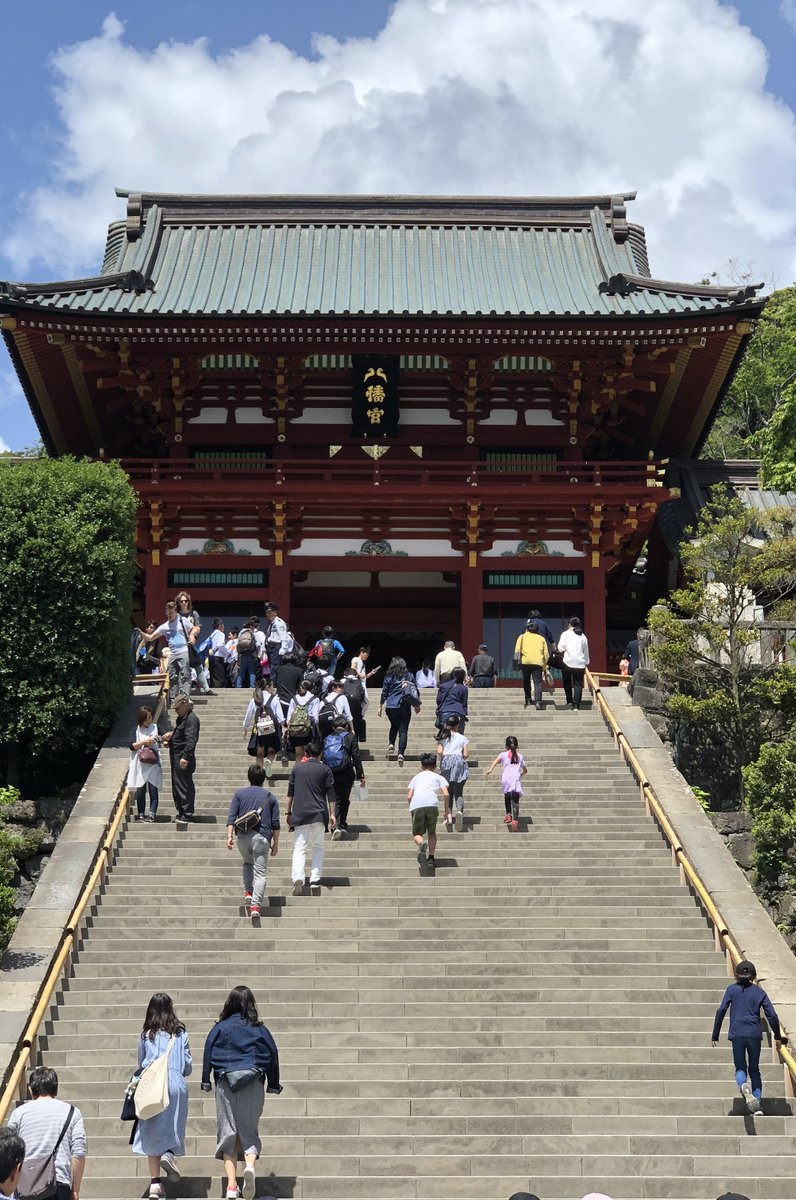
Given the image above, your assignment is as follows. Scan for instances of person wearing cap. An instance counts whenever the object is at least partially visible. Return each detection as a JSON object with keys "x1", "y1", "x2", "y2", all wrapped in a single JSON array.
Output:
[
  {"x1": 161, "y1": 696, "x2": 201, "y2": 828},
  {"x1": 469, "y1": 643, "x2": 497, "y2": 688},
  {"x1": 711, "y1": 959, "x2": 782, "y2": 1114}
]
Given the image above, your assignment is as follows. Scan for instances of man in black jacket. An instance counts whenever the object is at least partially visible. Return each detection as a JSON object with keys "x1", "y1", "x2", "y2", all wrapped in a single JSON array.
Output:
[
  {"x1": 161, "y1": 695, "x2": 201, "y2": 828},
  {"x1": 468, "y1": 643, "x2": 497, "y2": 688},
  {"x1": 285, "y1": 741, "x2": 336, "y2": 896}
]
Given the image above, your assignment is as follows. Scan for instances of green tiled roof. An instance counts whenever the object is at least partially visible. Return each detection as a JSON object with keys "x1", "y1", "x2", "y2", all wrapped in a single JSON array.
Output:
[{"x1": 0, "y1": 192, "x2": 764, "y2": 319}]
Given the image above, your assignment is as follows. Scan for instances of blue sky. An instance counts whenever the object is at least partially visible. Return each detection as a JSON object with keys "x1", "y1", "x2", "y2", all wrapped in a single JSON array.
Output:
[{"x1": 2, "y1": 0, "x2": 796, "y2": 449}]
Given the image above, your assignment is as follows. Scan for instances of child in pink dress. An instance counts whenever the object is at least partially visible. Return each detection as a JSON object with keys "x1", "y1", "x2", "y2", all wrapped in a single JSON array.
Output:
[{"x1": 485, "y1": 736, "x2": 528, "y2": 831}]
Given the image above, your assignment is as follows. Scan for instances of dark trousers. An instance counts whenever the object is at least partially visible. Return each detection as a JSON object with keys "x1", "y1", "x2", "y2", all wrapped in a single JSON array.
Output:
[
  {"x1": 521, "y1": 664, "x2": 543, "y2": 704},
  {"x1": 387, "y1": 702, "x2": 413, "y2": 755},
  {"x1": 237, "y1": 653, "x2": 258, "y2": 689},
  {"x1": 504, "y1": 790, "x2": 520, "y2": 820},
  {"x1": 561, "y1": 665, "x2": 585, "y2": 708},
  {"x1": 332, "y1": 766, "x2": 356, "y2": 829},
  {"x1": 209, "y1": 655, "x2": 228, "y2": 688},
  {"x1": 731, "y1": 1035, "x2": 762, "y2": 1096},
  {"x1": 266, "y1": 647, "x2": 282, "y2": 688},
  {"x1": 170, "y1": 751, "x2": 196, "y2": 816},
  {"x1": 56, "y1": 1185, "x2": 71, "y2": 1200},
  {"x1": 472, "y1": 676, "x2": 494, "y2": 688}
]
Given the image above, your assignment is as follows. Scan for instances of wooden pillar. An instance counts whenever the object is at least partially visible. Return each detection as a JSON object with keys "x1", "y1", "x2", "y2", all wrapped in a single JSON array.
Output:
[
  {"x1": 144, "y1": 553, "x2": 169, "y2": 620},
  {"x1": 268, "y1": 563, "x2": 291, "y2": 623},
  {"x1": 584, "y1": 560, "x2": 607, "y2": 672},
  {"x1": 460, "y1": 565, "x2": 484, "y2": 661}
]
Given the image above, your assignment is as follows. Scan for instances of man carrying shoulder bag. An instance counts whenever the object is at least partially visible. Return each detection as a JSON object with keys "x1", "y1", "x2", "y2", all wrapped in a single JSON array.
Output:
[{"x1": 8, "y1": 1067, "x2": 86, "y2": 1200}]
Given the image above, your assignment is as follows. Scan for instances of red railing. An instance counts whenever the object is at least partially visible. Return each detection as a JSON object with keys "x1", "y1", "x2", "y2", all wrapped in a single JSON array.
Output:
[{"x1": 119, "y1": 457, "x2": 665, "y2": 491}]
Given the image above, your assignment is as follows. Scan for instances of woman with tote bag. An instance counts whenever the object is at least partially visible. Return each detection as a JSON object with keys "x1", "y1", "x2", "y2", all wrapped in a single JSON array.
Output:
[{"x1": 132, "y1": 993, "x2": 192, "y2": 1200}]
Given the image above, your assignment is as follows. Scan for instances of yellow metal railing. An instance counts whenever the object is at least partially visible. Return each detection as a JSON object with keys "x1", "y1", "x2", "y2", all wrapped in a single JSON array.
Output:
[
  {"x1": 0, "y1": 683, "x2": 168, "y2": 1123},
  {"x1": 586, "y1": 668, "x2": 796, "y2": 1099}
]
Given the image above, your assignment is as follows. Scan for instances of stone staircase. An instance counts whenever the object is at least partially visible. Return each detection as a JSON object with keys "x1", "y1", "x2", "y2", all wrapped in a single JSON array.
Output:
[{"x1": 40, "y1": 687, "x2": 796, "y2": 1199}]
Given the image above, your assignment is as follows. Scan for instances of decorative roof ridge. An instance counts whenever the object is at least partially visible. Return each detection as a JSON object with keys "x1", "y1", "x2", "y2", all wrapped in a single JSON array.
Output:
[
  {"x1": 0, "y1": 269, "x2": 153, "y2": 301},
  {"x1": 116, "y1": 187, "x2": 638, "y2": 241},
  {"x1": 599, "y1": 272, "x2": 764, "y2": 302}
]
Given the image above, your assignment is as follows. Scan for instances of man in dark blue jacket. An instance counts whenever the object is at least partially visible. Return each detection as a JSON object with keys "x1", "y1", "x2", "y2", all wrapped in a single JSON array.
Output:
[
  {"x1": 711, "y1": 959, "x2": 782, "y2": 1114},
  {"x1": 226, "y1": 764, "x2": 280, "y2": 923}
]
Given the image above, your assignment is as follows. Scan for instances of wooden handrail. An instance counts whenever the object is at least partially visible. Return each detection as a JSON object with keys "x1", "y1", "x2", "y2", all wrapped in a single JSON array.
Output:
[
  {"x1": 585, "y1": 668, "x2": 796, "y2": 1098},
  {"x1": 0, "y1": 684, "x2": 168, "y2": 1123}
]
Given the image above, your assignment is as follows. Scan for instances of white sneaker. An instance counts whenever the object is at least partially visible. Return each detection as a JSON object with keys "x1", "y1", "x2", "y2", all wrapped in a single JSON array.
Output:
[
  {"x1": 160, "y1": 1151, "x2": 180, "y2": 1178},
  {"x1": 331, "y1": 827, "x2": 342, "y2": 841},
  {"x1": 397, "y1": 753, "x2": 404, "y2": 766},
  {"x1": 226, "y1": 1189, "x2": 240, "y2": 1199},
  {"x1": 454, "y1": 810, "x2": 463, "y2": 832},
  {"x1": 242, "y1": 1164, "x2": 256, "y2": 1199},
  {"x1": 264, "y1": 758, "x2": 273, "y2": 778},
  {"x1": 149, "y1": 1185, "x2": 166, "y2": 1200},
  {"x1": 741, "y1": 1080, "x2": 760, "y2": 1112}
]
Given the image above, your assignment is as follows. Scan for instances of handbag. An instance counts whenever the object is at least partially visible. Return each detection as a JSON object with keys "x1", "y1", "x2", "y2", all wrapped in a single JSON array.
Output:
[
  {"x1": 138, "y1": 745, "x2": 158, "y2": 764},
  {"x1": 222, "y1": 1067, "x2": 262, "y2": 1092},
  {"x1": 548, "y1": 649, "x2": 564, "y2": 670},
  {"x1": 234, "y1": 807, "x2": 262, "y2": 835},
  {"x1": 134, "y1": 1035, "x2": 174, "y2": 1119},
  {"x1": 121, "y1": 1069, "x2": 142, "y2": 1121},
  {"x1": 17, "y1": 1105, "x2": 74, "y2": 1200}
]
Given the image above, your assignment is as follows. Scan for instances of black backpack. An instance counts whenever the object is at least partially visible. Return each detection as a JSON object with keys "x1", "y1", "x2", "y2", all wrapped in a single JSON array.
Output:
[
  {"x1": 316, "y1": 637, "x2": 336, "y2": 664},
  {"x1": 303, "y1": 667, "x2": 325, "y2": 698},
  {"x1": 317, "y1": 700, "x2": 339, "y2": 739}
]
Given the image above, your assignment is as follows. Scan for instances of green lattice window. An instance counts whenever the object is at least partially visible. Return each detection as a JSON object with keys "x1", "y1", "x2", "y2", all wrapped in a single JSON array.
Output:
[
  {"x1": 192, "y1": 449, "x2": 271, "y2": 471},
  {"x1": 480, "y1": 450, "x2": 561, "y2": 473},
  {"x1": 168, "y1": 570, "x2": 269, "y2": 588},
  {"x1": 485, "y1": 572, "x2": 583, "y2": 588},
  {"x1": 493, "y1": 356, "x2": 553, "y2": 373},
  {"x1": 200, "y1": 354, "x2": 259, "y2": 370}
]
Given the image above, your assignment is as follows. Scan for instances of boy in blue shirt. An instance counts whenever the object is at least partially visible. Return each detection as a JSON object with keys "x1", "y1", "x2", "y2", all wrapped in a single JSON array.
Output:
[{"x1": 711, "y1": 959, "x2": 782, "y2": 1114}]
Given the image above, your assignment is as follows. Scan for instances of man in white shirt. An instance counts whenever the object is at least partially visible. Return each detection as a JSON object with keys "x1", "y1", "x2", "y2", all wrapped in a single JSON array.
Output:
[
  {"x1": 264, "y1": 602, "x2": 289, "y2": 688},
  {"x1": 140, "y1": 600, "x2": 194, "y2": 699},
  {"x1": 318, "y1": 681, "x2": 354, "y2": 736},
  {"x1": 433, "y1": 640, "x2": 468, "y2": 685},
  {"x1": 407, "y1": 753, "x2": 449, "y2": 874},
  {"x1": 8, "y1": 1067, "x2": 87, "y2": 1200}
]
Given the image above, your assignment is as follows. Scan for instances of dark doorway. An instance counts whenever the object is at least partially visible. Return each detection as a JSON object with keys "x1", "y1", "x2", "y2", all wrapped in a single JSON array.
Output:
[{"x1": 337, "y1": 629, "x2": 446, "y2": 678}]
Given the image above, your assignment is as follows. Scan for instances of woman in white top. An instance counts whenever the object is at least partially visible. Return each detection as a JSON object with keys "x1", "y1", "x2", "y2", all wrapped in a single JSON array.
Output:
[
  {"x1": 557, "y1": 617, "x2": 590, "y2": 710},
  {"x1": 128, "y1": 705, "x2": 163, "y2": 821},
  {"x1": 436, "y1": 714, "x2": 470, "y2": 832},
  {"x1": 242, "y1": 680, "x2": 284, "y2": 777}
]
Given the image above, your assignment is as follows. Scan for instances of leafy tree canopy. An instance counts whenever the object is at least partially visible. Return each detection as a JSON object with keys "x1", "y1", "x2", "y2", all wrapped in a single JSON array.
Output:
[
  {"x1": 0, "y1": 458, "x2": 137, "y2": 787},
  {"x1": 702, "y1": 286, "x2": 796, "y2": 462},
  {"x1": 649, "y1": 487, "x2": 796, "y2": 795}
]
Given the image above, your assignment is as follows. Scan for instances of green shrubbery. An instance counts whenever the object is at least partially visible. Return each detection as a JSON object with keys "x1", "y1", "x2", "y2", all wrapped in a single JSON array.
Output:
[
  {"x1": 0, "y1": 457, "x2": 137, "y2": 791},
  {"x1": 743, "y1": 741, "x2": 796, "y2": 894}
]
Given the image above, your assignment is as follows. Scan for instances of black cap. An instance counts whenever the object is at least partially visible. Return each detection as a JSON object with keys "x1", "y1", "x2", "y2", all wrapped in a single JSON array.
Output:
[
  {"x1": 735, "y1": 960, "x2": 756, "y2": 980},
  {"x1": 478, "y1": 643, "x2": 488, "y2": 650}
]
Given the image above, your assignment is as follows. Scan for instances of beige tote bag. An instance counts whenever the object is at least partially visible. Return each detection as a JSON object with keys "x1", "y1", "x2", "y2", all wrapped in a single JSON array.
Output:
[{"x1": 134, "y1": 1035, "x2": 174, "y2": 1120}]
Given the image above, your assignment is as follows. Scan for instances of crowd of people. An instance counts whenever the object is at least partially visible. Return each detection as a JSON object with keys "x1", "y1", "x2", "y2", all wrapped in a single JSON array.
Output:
[{"x1": 0, "y1": 610, "x2": 779, "y2": 1200}]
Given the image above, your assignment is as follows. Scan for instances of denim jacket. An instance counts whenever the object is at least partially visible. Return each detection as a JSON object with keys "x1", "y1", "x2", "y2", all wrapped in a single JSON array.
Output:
[{"x1": 201, "y1": 1014, "x2": 282, "y2": 1092}]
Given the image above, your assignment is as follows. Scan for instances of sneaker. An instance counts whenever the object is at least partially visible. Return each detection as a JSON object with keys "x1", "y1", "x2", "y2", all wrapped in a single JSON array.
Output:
[
  {"x1": 741, "y1": 1080, "x2": 760, "y2": 1112},
  {"x1": 331, "y1": 826, "x2": 342, "y2": 841},
  {"x1": 134, "y1": 814, "x2": 143, "y2": 822},
  {"x1": 160, "y1": 1151, "x2": 180, "y2": 1179},
  {"x1": 205, "y1": 690, "x2": 218, "y2": 697},
  {"x1": 310, "y1": 882, "x2": 321, "y2": 897},
  {"x1": 511, "y1": 819, "x2": 520, "y2": 832},
  {"x1": 427, "y1": 855, "x2": 436, "y2": 871},
  {"x1": 416, "y1": 840, "x2": 427, "y2": 864},
  {"x1": 387, "y1": 743, "x2": 395, "y2": 756},
  {"x1": 292, "y1": 879, "x2": 304, "y2": 896},
  {"x1": 243, "y1": 892, "x2": 253, "y2": 905},
  {"x1": 397, "y1": 753, "x2": 404, "y2": 766},
  {"x1": 225, "y1": 1190, "x2": 240, "y2": 1199},
  {"x1": 145, "y1": 813, "x2": 156, "y2": 822},
  {"x1": 524, "y1": 699, "x2": 530, "y2": 708},
  {"x1": 535, "y1": 703, "x2": 543, "y2": 711},
  {"x1": 264, "y1": 758, "x2": 273, "y2": 779},
  {"x1": 242, "y1": 1165, "x2": 256, "y2": 1200},
  {"x1": 149, "y1": 1184, "x2": 166, "y2": 1200},
  {"x1": 503, "y1": 813, "x2": 512, "y2": 825},
  {"x1": 175, "y1": 817, "x2": 188, "y2": 830},
  {"x1": 454, "y1": 810, "x2": 463, "y2": 832},
  {"x1": 445, "y1": 812, "x2": 454, "y2": 830},
  {"x1": 250, "y1": 906, "x2": 260, "y2": 921},
  {"x1": 281, "y1": 750, "x2": 289, "y2": 767}
]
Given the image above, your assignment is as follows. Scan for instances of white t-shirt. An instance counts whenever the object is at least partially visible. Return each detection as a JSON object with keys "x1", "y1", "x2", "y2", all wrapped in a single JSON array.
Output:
[
  {"x1": 408, "y1": 770, "x2": 448, "y2": 811},
  {"x1": 416, "y1": 668, "x2": 436, "y2": 688},
  {"x1": 558, "y1": 629, "x2": 590, "y2": 669},
  {"x1": 438, "y1": 731, "x2": 469, "y2": 757},
  {"x1": 154, "y1": 616, "x2": 192, "y2": 652}
]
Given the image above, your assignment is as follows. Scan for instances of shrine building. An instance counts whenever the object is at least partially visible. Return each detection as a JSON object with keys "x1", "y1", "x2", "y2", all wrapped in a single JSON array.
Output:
[{"x1": 0, "y1": 191, "x2": 764, "y2": 671}]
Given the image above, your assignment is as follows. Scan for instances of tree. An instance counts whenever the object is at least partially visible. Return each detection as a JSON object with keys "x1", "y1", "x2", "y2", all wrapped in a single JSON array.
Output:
[
  {"x1": 743, "y1": 739, "x2": 796, "y2": 896},
  {"x1": 649, "y1": 488, "x2": 796, "y2": 800},
  {"x1": 702, "y1": 286, "x2": 796, "y2": 461},
  {"x1": 0, "y1": 458, "x2": 137, "y2": 788}
]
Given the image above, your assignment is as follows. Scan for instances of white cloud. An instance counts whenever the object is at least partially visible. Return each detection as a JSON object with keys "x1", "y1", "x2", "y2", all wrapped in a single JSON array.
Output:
[
  {"x1": 780, "y1": 0, "x2": 796, "y2": 34},
  {"x1": 4, "y1": 0, "x2": 796, "y2": 286}
]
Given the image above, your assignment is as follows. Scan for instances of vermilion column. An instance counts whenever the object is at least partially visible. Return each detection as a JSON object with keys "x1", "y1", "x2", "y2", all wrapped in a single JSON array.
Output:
[
  {"x1": 460, "y1": 564, "x2": 485, "y2": 662},
  {"x1": 267, "y1": 561, "x2": 291, "y2": 623},
  {"x1": 583, "y1": 560, "x2": 607, "y2": 673}
]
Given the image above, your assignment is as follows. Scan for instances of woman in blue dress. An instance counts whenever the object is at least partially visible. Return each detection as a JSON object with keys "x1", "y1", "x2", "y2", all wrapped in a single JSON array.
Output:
[{"x1": 132, "y1": 992, "x2": 192, "y2": 1200}]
